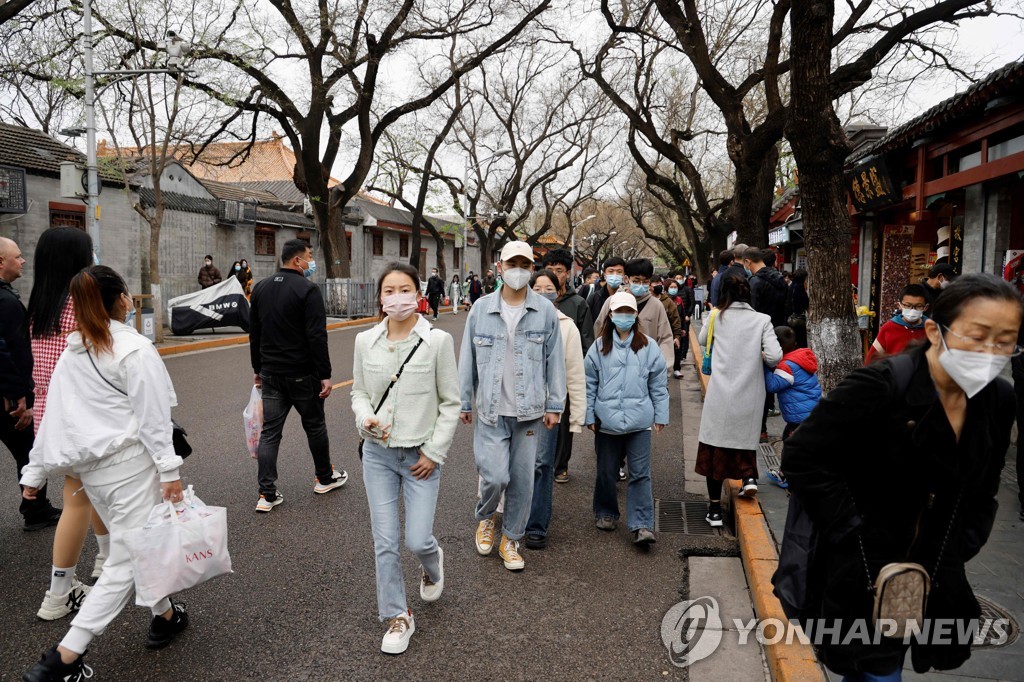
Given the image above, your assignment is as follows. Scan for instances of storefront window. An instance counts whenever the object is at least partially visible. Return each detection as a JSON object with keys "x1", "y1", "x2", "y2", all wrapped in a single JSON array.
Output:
[
  {"x1": 989, "y1": 131, "x2": 1024, "y2": 161},
  {"x1": 950, "y1": 143, "x2": 982, "y2": 173}
]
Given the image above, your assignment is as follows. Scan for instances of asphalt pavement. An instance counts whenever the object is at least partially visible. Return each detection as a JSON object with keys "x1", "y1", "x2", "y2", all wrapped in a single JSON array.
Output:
[{"x1": 1, "y1": 311, "x2": 698, "y2": 681}]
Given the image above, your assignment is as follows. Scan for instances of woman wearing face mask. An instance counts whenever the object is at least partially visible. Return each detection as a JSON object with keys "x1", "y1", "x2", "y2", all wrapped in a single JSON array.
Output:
[
  {"x1": 449, "y1": 274, "x2": 462, "y2": 315},
  {"x1": 237, "y1": 259, "x2": 253, "y2": 296},
  {"x1": 21, "y1": 266, "x2": 188, "y2": 681},
  {"x1": 783, "y1": 273, "x2": 1021, "y2": 681},
  {"x1": 667, "y1": 277, "x2": 695, "y2": 379},
  {"x1": 523, "y1": 270, "x2": 585, "y2": 549},
  {"x1": 350, "y1": 262, "x2": 459, "y2": 656},
  {"x1": 586, "y1": 291, "x2": 669, "y2": 546}
]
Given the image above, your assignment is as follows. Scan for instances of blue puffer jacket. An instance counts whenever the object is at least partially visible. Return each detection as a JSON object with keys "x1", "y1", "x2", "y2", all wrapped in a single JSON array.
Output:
[
  {"x1": 764, "y1": 348, "x2": 822, "y2": 424},
  {"x1": 584, "y1": 332, "x2": 669, "y2": 434}
]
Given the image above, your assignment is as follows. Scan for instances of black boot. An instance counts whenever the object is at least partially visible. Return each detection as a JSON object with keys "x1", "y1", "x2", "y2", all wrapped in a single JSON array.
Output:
[
  {"x1": 23, "y1": 646, "x2": 89, "y2": 682},
  {"x1": 145, "y1": 602, "x2": 189, "y2": 650}
]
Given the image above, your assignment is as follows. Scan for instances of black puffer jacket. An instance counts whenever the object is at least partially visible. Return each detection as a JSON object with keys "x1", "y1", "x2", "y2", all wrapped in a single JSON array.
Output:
[
  {"x1": 750, "y1": 266, "x2": 787, "y2": 326},
  {"x1": 783, "y1": 347, "x2": 1014, "y2": 676}
]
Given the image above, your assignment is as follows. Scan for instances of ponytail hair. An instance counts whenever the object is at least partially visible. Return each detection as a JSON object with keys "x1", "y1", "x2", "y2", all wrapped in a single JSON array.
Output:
[{"x1": 69, "y1": 266, "x2": 128, "y2": 354}]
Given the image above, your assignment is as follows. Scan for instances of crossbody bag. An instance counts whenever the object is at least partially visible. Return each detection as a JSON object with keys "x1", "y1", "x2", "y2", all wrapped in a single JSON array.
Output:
[
  {"x1": 701, "y1": 309, "x2": 718, "y2": 375},
  {"x1": 358, "y1": 337, "x2": 424, "y2": 460},
  {"x1": 86, "y1": 350, "x2": 192, "y2": 459}
]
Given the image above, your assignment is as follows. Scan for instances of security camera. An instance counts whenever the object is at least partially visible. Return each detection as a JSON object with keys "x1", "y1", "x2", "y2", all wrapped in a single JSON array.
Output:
[{"x1": 166, "y1": 29, "x2": 177, "y2": 38}]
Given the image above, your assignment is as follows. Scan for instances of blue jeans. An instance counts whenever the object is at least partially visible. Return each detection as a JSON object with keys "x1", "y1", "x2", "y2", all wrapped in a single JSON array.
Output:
[
  {"x1": 474, "y1": 416, "x2": 541, "y2": 540},
  {"x1": 840, "y1": 652, "x2": 906, "y2": 682},
  {"x1": 525, "y1": 417, "x2": 560, "y2": 538},
  {"x1": 593, "y1": 430, "x2": 654, "y2": 531},
  {"x1": 362, "y1": 441, "x2": 442, "y2": 620}
]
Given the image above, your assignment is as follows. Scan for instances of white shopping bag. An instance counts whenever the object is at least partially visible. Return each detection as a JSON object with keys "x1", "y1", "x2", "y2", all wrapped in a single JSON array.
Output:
[
  {"x1": 124, "y1": 486, "x2": 233, "y2": 607},
  {"x1": 243, "y1": 386, "x2": 263, "y2": 459}
]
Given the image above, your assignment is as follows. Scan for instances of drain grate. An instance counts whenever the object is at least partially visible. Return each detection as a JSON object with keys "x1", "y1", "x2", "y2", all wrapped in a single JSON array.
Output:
[
  {"x1": 973, "y1": 595, "x2": 1020, "y2": 648},
  {"x1": 655, "y1": 499, "x2": 719, "y2": 535},
  {"x1": 759, "y1": 443, "x2": 781, "y2": 470}
]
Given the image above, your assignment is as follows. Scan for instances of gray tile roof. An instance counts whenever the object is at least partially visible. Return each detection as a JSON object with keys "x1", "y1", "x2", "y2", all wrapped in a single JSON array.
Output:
[
  {"x1": 0, "y1": 122, "x2": 125, "y2": 185},
  {"x1": 256, "y1": 206, "x2": 315, "y2": 229},
  {"x1": 236, "y1": 180, "x2": 303, "y2": 204},
  {"x1": 851, "y1": 59, "x2": 1024, "y2": 162},
  {"x1": 138, "y1": 188, "x2": 218, "y2": 214},
  {"x1": 197, "y1": 178, "x2": 282, "y2": 203}
]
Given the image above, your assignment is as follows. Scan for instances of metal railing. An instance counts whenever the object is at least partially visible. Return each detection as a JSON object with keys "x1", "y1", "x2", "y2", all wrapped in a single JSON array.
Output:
[{"x1": 318, "y1": 280, "x2": 377, "y2": 319}]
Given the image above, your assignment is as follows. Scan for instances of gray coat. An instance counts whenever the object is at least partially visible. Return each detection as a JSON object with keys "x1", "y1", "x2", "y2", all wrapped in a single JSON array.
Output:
[{"x1": 698, "y1": 302, "x2": 783, "y2": 450}]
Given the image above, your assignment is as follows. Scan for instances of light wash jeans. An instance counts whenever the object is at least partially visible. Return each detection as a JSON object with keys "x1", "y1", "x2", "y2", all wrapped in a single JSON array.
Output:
[
  {"x1": 526, "y1": 416, "x2": 560, "y2": 538},
  {"x1": 474, "y1": 416, "x2": 541, "y2": 540},
  {"x1": 593, "y1": 430, "x2": 654, "y2": 531},
  {"x1": 362, "y1": 440, "x2": 442, "y2": 620}
]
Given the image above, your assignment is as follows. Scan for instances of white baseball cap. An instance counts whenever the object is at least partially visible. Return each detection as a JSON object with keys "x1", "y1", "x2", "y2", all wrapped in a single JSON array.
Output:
[
  {"x1": 499, "y1": 241, "x2": 535, "y2": 263},
  {"x1": 608, "y1": 291, "x2": 638, "y2": 312}
]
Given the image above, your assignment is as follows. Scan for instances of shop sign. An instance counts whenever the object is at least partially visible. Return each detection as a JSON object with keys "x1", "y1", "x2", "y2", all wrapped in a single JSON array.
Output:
[
  {"x1": 846, "y1": 157, "x2": 898, "y2": 212},
  {"x1": 768, "y1": 226, "x2": 790, "y2": 246},
  {"x1": 948, "y1": 215, "x2": 964, "y2": 273}
]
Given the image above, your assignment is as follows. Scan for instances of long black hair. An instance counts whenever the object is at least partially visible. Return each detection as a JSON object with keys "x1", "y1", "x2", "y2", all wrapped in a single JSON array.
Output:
[
  {"x1": 27, "y1": 227, "x2": 93, "y2": 339},
  {"x1": 599, "y1": 308, "x2": 649, "y2": 355},
  {"x1": 717, "y1": 274, "x2": 751, "y2": 318}
]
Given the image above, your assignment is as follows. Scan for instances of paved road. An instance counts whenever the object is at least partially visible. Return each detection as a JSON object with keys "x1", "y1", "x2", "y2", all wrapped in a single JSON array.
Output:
[{"x1": 1, "y1": 312, "x2": 696, "y2": 681}]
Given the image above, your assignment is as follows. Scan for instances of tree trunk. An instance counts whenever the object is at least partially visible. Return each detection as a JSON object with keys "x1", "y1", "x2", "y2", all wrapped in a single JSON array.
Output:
[
  {"x1": 148, "y1": 211, "x2": 165, "y2": 343},
  {"x1": 787, "y1": 0, "x2": 861, "y2": 392},
  {"x1": 319, "y1": 186, "x2": 352, "y2": 279},
  {"x1": 730, "y1": 145, "x2": 779, "y2": 247}
]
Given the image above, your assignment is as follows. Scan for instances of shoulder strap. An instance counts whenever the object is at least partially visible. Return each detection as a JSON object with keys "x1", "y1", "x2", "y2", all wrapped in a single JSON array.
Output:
[
  {"x1": 86, "y1": 349, "x2": 128, "y2": 396},
  {"x1": 371, "y1": 337, "x2": 424, "y2": 415}
]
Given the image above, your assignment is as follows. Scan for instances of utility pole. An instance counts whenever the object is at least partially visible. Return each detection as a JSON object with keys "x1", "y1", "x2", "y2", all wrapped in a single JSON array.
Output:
[{"x1": 83, "y1": 0, "x2": 100, "y2": 259}]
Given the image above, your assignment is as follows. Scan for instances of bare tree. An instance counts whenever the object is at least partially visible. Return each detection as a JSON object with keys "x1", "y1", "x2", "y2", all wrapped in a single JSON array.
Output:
[{"x1": 0, "y1": 0, "x2": 36, "y2": 26}]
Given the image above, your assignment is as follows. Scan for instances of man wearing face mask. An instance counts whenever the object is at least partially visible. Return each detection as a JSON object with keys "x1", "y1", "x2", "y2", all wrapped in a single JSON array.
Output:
[
  {"x1": 587, "y1": 257, "x2": 627, "y2": 330},
  {"x1": 864, "y1": 284, "x2": 930, "y2": 364},
  {"x1": 459, "y1": 241, "x2": 565, "y2": 572},
  {"x1": 923, "y1": 263, "x2": 958, "y2": 308},
  {"x1": 249, "y1": 240, "x2": 346, "y2": 513},
  {"x1": 594, "y1": 258, "x2": 674, "y2": 371},
  {"x1": 426, "y1": 268, "x2": 445, "y2": 321},
  {"x1": 197, "y1": 255, "x2": 222, "y2": 290}
]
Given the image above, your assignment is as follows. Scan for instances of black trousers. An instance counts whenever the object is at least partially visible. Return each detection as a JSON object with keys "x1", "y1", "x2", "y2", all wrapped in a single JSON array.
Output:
[
  {"x1": 428, "y1": 293, "x2": 441, "y2": 317},
  {"x1": 761, "y1": 393, "x2": 776, "y2": 434},
  {"x1": 1, "y1": 409, "x2": 51, "y2": 520},
  {"x1": 257, "y1": 373, "x2": 333, "y2": 496},
  {"x1": 553, "y1": 409, "x2": 574, "y2": 475},
  {"x1": 1017, "y1": 386, "x2": 1024, "y2": 510}
]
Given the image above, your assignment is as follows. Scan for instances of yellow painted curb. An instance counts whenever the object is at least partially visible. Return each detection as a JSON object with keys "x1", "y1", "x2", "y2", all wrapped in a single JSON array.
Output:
[
  {"x1": 157, "y1": 315, "x2": 379, "y2": 357},
  {"x1": 725, "y1": 478, "x2": 825, "y2": 682}
]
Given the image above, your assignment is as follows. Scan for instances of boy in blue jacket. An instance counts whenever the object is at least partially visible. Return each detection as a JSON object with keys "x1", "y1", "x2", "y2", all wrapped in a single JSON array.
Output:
[{"x1": 763, "y1": 326, "x2": 822, "y2": 487}]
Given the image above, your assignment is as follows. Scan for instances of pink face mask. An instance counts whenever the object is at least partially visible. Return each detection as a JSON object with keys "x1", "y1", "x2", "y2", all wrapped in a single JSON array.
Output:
[{"x1": 382, "y1": 292, "x2": 418, "y2": 321}]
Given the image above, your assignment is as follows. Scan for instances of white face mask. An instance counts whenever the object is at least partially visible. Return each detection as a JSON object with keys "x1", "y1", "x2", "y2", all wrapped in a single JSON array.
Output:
[
  {"x1": 901, "y1": 307, "x2": 923, "y2": 324},
  {"x1": 937, "y1": 334, "x2": 1010, "y2": 398},
  {"x1": 939, "y1": 279, "x2": 951, "y2": 290},
  {"x1": 502, "y1": 267, "x2": 531, "y2": 291}
]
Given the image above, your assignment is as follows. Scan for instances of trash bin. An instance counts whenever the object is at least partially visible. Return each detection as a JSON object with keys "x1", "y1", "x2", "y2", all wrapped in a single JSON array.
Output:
[{"x1": 141, "y1": 307, "x2": 156, "y2": 342}]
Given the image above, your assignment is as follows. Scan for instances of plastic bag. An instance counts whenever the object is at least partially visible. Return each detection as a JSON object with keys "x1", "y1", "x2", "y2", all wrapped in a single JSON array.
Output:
[
  {"x1": 243, "y1": 386, "x2": 263, "y2": 459},
  {"x1": 123, "y1": 486, "x2": 233, "y2": 607}
]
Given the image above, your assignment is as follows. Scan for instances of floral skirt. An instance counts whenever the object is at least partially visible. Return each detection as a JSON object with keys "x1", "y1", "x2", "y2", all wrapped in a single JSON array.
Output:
[{"x1": 695, "y1": 441, "x2": 758, "y2": 481}]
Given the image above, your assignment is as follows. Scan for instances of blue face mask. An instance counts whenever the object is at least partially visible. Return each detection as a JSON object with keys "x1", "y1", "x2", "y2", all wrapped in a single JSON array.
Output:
[
  {"x1": 611, "y1": 313, "x2": 636, "y2": 331},
  {"x1": 630, "y1": 282, "x2": 649, "y2": 297},
  {"x1": 744, "y1": 267, "x2": 753, "y2": 277},
  {"x1": 667, "y1": 287, "x2": 678, "y2": 296},
  {"x1": 605, "y1": 274, "x2": 623, "y2": 288},
  {"x1": 301, "y1": 258, "x2": 317, "y2": 278},
  {"x1": 539, "y1": 291, "x2": 558, "y2": 302}
]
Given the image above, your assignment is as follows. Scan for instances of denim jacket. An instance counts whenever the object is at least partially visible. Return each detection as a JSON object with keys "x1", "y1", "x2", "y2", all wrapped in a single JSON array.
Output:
[{"x1": 459, "y1": 289, "x2": 566, "y2": 425}]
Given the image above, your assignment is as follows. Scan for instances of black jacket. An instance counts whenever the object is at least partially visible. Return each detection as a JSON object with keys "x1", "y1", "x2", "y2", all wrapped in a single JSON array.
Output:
[
  {"x1": 426, "y1": 275, "x2": 445, "y2": 297},
  {"x1": 0, "y1": 281, "x2": 33, "y2": 404},
  {"x1": 587, "y1": 283, "x2": 616, "y2": 328},
  {"x1": 673, "y1": 285, "x2": 695, "y2": 330},
  {"x1": 555, "y1": 290, "x2": 594, "y2": 354},
  {"x1": 750, "y1": 266, "x2": 787, "y2": 327},
  {"x1": 786, "y1": 282, "x2": 809, "y2": 318},
  {"x1": 249, "y1": 269, "x2": 331, "y2": 380},
  {"x1": 783, "y1": 347, "x2": 1014, "y2": 676}
]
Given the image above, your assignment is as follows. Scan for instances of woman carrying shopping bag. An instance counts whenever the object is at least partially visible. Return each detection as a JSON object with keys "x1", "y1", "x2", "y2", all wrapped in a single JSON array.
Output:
[
  {"x1": 20, "y1": 266, "x2": 190, "y2": 682},
  {"x1": 449, "y1": 274, "x2": 462, "y2": 315},
  {"x1": 351, "y1": 261, "x2": 460, "y2": 655},
  {"x1": 586, "y1": 291, "x2": 669, "y2": 546}
]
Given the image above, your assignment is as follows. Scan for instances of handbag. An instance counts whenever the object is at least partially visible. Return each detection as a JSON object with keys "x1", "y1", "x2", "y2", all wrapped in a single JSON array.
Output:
[
  {"x1": 859, "y1": 488, "x2": 962, "y2": 639},
  {"x1": 86, "y1": 350, "x2": 192, "y2": 459},
  {"x1": 701, "y1": 309, "x2": 717, "y2": 375},
  {"x1": 357, "y1": 337, "x2": 424, "y2": 459}
]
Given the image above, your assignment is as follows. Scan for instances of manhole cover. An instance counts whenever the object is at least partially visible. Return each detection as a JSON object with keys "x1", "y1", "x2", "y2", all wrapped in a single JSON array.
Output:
[
  {"x1": 973, "y1": 595, "x2": 1020, "y2": 648},
  {"x1": 759, "y1": 443, "x2": 781, "y2": 470},
  {"x1": 655, "y1": 499, "x2": 719, "y2": 535}
]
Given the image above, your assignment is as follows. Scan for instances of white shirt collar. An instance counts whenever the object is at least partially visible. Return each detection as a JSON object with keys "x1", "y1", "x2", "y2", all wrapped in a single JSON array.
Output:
[{"x1": 366, "y1": 315, "x2": 433, "y2": 347}]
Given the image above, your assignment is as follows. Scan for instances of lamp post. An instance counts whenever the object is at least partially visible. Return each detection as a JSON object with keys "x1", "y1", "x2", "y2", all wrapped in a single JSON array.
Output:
[
  {"x1": 569, "y1": 214, "x2": 596, "y2": 277},
  {"x1": 463, "y1": 147, "x2": 512, "y2": 277}
]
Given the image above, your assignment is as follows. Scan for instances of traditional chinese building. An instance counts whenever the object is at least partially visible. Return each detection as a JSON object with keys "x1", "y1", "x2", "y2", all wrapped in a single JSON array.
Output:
[{"x1": 847, "y1": 60, "x2": 1024, "y2": 331}]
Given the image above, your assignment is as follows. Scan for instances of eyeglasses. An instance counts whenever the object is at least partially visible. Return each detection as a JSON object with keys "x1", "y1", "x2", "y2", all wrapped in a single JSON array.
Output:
[
  {"x1": 941, "y1": 324, "x2": 1024, "y2": 357},
  {"x1": 901, "y1": 304, "x2": 927, "y2": 311}
]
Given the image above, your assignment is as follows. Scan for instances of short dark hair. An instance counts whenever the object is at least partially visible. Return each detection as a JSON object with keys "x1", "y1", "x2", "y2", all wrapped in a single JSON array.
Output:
[
  {"x1": 204, "y1": 254, "x2": 213, "y2": 261},
  {"x1": 530, "y1": 268, "x2": 559, "y2": 290},
  {"x1": 930, "y1": 273, "x2": 1022, "y2": 330},
  {"x1": 281, "y1": 239, "x2": 310, "y2": 264},
  {"x1": 625, "y1": 258, "x2": 654, "y2": 278},
  {"x1": 742, "y1": 247, "x2": 764, "y2": 263},
  {"x1": 544, "y1": 249, "x2": 573, "y2": 269},
  {"x1": 602, "y1": 256, "x2": 626, "y2": 272},
  {"x1": 718, "y1": 250, "x2": 734, "y2": 267},
  {"x1": 763, "y1": 250, "x2": 777, "y2": 267},
  {"x1": 792, "y1": 268, "x2": 808, "y2": 284},
  {"x1": 929, "y1": 263, "x2": 957, "y2": 280},
  {"x1": 650, "y1": 274, "x2": 663, "y2": 283},
  {"x1": 899, "y1": 284, "x2": 928, "y2": 301},
  {"x1": 582, "y1": 267, "x2": 597, "y2": 280},
  {"x1": 774, "y1": 325, "x2": 796, "y2": 347}
]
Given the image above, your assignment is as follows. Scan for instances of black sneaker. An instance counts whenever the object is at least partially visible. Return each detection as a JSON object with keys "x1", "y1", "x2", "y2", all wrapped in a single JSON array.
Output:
[
  {"x1": 24, "y1": 507, "x2": 63, "y2": 532},
  {"x1": 524, "y1": 533, "x2": 547, "y2": 550},
  {"x1": 145, "y1": 602, "x2": 189, "y2": 650},
  {"x1": 705, "y1": 510, "x2": 724, "y2": 527},
  {"x1": 738, "y1": 478, "x2": 758, "y2": 498},
  {"x1": 23, "y1": 646, "x2": 90, "y2": 682}
]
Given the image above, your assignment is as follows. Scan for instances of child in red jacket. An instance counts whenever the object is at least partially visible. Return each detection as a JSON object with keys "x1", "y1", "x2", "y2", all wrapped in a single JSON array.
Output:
[{"x1": 865, "y1": 283, "x2": 929, "y2": 364}]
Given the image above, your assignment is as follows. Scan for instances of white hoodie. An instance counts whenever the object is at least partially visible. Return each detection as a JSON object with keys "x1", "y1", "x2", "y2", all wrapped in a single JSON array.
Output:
[{"x1": 19, "y1": 320, "x2": 181, "y2": 489}]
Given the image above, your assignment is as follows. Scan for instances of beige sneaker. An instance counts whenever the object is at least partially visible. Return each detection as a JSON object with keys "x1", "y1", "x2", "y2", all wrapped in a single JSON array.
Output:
[
  {"x1": 37, "y1": 579, "x2": 90, "y2": 621},
  {"x1": 475, "y1": 518, "x2": 496, "y2": 556},
  {"x1": 91, "y1": 555, "x2": 107, "y2": 580},
  {"x1": 381, "y1": 611, "x2": 415, "y2": 655},
  {"x1": 498, "y1": 535, "x2": 525, "y2": 571}
]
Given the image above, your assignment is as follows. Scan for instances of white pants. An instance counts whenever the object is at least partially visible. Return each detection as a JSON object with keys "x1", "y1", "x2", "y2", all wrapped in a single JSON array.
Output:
[{"x1": 62, "y1": 456, "x2": 171, "y2": 653}]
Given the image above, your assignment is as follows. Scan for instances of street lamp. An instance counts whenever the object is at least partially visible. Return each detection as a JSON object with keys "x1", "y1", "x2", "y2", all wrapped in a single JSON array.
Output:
[
  {"x1": 462, "y1": 147, "x2": 512, "y2": 276},
  {"x1": 569, "y1": 214, "x2": 596, "y2": 275}
]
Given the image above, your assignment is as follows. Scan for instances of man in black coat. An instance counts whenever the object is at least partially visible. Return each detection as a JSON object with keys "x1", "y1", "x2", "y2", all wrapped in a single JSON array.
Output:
[
  {"x1": 425, "y1": 267, "x2": 445, "y2": 321},
  {"x1": 744, "y1": 247, "x2": 787, "y2": 326},
  {"x1": 0, "y1": 237, "x2": 60, "y2": 530}
]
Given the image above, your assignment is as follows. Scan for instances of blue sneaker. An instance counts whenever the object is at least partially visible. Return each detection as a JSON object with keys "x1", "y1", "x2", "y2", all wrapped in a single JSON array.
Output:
[{"x1": 766, "y1": 468, "x2": 788, "y2": 489}]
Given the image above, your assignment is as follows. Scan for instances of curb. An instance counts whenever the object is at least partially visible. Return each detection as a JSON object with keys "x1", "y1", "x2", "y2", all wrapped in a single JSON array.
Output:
[{"x1": 156, "y1": 315, "x2": 379, "y2": 357}]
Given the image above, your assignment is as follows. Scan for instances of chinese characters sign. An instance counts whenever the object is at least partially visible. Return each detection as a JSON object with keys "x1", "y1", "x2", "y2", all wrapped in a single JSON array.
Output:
[{"x1": 847, "y1": 158, "x2": 898, "y2": 212}]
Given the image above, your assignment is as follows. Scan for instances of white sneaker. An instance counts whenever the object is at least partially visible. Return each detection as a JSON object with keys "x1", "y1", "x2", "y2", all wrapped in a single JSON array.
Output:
[
  {"x1": 37, "y1": 579, "x2": 90, "y2": 621},
  {"x1": 420, "y1": 547, "x2": 444, "y2": 602},
  {"x1": 313, "y1": 468, "x2": 348, "y2": 494},
  {"x1": 256, "y1": 492, "x2": 284, "y2": 512},
  {"x1": 673, "y1": 370, "x2": 684, "y2": 378},
  {"x1": 91, "y1": 555, "x2": 107, "y2": 580},
  {"x1": 381, "y1": 611, "x2": 415, "y2": 655}
]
